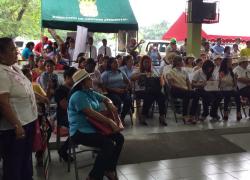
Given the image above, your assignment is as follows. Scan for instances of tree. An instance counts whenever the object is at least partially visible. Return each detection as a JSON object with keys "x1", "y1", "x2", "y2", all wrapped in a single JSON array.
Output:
[
  {"x1": 0, "y1": 0, "x2": 41, "y2": 39},
  {"x1": 139, "y1": 21, "x2": 169, "y2": 40}
]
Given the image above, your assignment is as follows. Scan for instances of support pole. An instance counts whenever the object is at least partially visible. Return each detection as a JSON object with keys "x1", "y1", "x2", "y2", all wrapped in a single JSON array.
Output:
[{"x1": 187, "y1": 0, "x2": 202, "y2": 58}]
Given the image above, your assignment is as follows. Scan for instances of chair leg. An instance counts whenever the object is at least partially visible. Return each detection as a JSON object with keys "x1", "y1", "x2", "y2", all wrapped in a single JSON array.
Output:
[
  {"x1": 67, "y1": 140, "x2": 72, "y2": 172},
  {"x1": 56, "y1": 125, "x2": 62, "y2": 162},
  {"x1": 129, "y1": 110, "x2": 133, "y2": 126},
  {"x1": 73, "y1": 146, "x2": 79, "y2": 180}
]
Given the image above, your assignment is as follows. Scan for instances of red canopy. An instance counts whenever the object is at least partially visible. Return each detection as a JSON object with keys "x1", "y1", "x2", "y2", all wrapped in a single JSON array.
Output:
[
  {"x1": 162, "y1": 12, "x2": 250, "y2": 42},
  {"x1": 162, "y1": 13, "x2": 208, "y2": 41}
]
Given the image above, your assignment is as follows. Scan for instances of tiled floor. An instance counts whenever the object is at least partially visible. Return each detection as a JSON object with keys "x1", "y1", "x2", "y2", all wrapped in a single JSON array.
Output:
[{"x1": 34, "y1": 110, "x2": 250, "y2": 180}]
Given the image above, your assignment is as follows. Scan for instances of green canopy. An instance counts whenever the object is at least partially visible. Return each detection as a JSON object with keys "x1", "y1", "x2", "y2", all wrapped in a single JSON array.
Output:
[{"x1": 41, "y1": 0, "x2": 138, "y2": 33}]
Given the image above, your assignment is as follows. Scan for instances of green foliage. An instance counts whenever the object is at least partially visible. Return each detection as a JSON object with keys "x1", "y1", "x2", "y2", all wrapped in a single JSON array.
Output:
[
  {"x1": 0, "y1": 0, "x2": 41, "y2": 39},
  {"x1": 139, "y1": 21, "x2": 169, "y2": 40}
]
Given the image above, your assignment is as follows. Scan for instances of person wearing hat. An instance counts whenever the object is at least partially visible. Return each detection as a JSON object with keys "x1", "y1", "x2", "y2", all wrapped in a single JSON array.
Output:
[
  {"x1": 212, "y1": 55, "x2": 222, "y2": 79},
  {"x1": 233, "y1": 56, "x2": 250, "y2": 116},
  {"x1": 240, "y1": 40, "x2": 250, "y2": 57},
  {"x1": 183, "y1": 54, "x2": 195, "y2": 80},
  {"x1": 68, "y1": 69, "x2": 124, "y2": 180},
  {"x1": 165, "y1": 38, "x2": 179, "y2": 57}
]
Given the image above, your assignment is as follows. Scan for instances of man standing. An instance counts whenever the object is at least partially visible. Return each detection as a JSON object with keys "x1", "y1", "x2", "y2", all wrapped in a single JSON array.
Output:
[
  {"x1": 212, "y1": 38, "x2": 224, "y2": 56},
  {"x1": 165, "y1": 38, "x2": 179, "y2": 56},
  {"x1": 98, "y1": 39, "x2": 112, "y2": 57},
  {"x1": 85, "y1": 36, "x2": 97, "y2": 60},
  {"x1": 240, "y1": 40, "x2": 250, "y2": 57},
  {"x1": 34, "y1": 36, "x2": 52, "y2": 56},
  {"x1": 68, "y1": 38, "x2": 75, "y2": 65}
]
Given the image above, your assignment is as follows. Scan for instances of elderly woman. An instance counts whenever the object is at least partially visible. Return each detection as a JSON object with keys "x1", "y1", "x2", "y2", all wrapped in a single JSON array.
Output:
[
  {"x1": 131, "y1": 55, "x2": 167, "y2": 126},
  {"x1": 68, "y1": 69, "x2": 124, "y2": 180},
  {"x1": 0, "y1": 37, "x2": 38, "y2": 180},
  {"x1": 165, "y1": 55, "x2": 198, "y2": 124},
  {"x1": 101, "y1": 57, "x2": 132, "y2": 123},
  {"x1": 219, "y1": 58, "x2": 242, "y2": 121}
]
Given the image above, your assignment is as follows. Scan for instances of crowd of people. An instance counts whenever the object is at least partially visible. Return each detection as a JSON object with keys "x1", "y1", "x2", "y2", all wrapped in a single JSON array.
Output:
[{"x1": 0, "y1": 33, "x2": 250, "y2": 180}]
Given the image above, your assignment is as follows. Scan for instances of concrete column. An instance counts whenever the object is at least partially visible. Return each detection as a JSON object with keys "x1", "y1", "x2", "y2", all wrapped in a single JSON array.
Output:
[
  {"x1": 187, "y1": 0, "x2": 202, "y2": 58},
  {"x1": 187, "y1": 23, "x2": 202, "y2": 58}
]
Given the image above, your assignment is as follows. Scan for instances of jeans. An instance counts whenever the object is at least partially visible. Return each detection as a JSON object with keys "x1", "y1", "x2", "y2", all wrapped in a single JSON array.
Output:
[
  {"x1": 0, "y1": 121, "x2": 35, "y2": 180},
  {"x1": 71, "y1": 131, "x2": 124, "y2": 180}
]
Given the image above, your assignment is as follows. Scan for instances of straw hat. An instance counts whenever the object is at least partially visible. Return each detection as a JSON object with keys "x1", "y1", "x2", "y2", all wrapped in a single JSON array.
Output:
[
  {"x1": 72, "y1": 69, "x2": 91, "y2": 87},
  {"x1": 186, "y1": 54, "x2": 196, "y2": 59},
  {"x1": 238, "y1": 56, "x2": 249, "y2": 64},
  {"x1": 213, "y1": 55, "x2": 223, "y2": 60}
]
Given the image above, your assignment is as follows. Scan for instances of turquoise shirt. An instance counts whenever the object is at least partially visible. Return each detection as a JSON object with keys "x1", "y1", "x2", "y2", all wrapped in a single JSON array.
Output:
[{"x1": 68, "y1": 89, "x2": 105, "y2": 136}]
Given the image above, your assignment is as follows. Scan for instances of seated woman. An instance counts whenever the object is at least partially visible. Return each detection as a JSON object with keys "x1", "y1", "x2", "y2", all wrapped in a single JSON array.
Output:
[
  {"x1": 68, "y1": 69, "x2": 124, "y2": 180},
  {"x1": 183, "y1": 54, "x2": 195, "y2": 80},
  {"x1": 192, "y1": 60, "x2": 222, "y2": 121},
  {"x1": 85, "y1": 58, "x2": 104, "y2": 93},
  {"x1": 219, "y1": 58, "x2": 242, "y2": 121},
  {"x1": 101, "y1": 57, "x2": 132, "y2": 123},
  {"x1": 39, "y1": 59, "x2": 59, "y2": 99},
  {"x1": 119, "y1": 55, "x2": 134, "y2": 80},
  {"x1": 131, "y1": 55, "x2": 167, "y2": 126},
  {"x1": 166, "y1": 55, "x2": 198, "y2": 124},
  {"x1": 32, "y1": 57, "x2": 45, "y2": 82}
]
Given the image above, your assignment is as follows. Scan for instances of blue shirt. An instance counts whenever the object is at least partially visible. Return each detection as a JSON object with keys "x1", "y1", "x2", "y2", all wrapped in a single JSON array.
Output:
[
  {"x1": 119, "y1": 66, "x2": 133, "y2": 80},
  {"x1": 101, "y1": 70, "x2": 127, "y2": 89},
  {"x1": 68, "y1": 89, "x2": 104, "y2": 136},
  {"x1": 21, "y1": 47, "x2": 33, "y2": 60},
  {"x1": 212, "y1": 44, "x2": 224, "y2": 55}
]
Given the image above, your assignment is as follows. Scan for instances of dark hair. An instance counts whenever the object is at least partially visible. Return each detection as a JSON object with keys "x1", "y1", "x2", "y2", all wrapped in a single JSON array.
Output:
[
  {"x1": 106, "y1": 57, "x2": 117, "y2": 71},
  {"x1": 219, "y1": 58, "x2": 234, "y2": 78},
  {"x1": 21, "y1": 68, "x2": 31, "y2": 76},
  {"x1": 202, "y1": 60, "x2": 215, "y2": 80},
  {"x1": 85, "y1": 58, "x2": 96, "y2": 73},
  {"x1": 184, "y1": 56, "x2": 194, "y2": 66},
  {"x1": 121, "y1": 55, "x2": 133, "y2": 66},
  {"x1": 26, "y1": 42, "x2": 35, "y2": 49},
  {"x1": 224, "y1": 46, "x2": 231, "y2": 53},
  {"x1": 44, "y1": 59, "x2": 55, "y2": 66},
  {"x1": 46, "y1": 45, "x2": 53, "y2": 51},
  {"x1": 63, "y1": 67, "x2": 77, "y2": 79},
  {"x1": 0, "y1": 37, "x2": 13, "y2": 54},
  {"x1": 78, "y1": 57, "x2": 86, "y2": 65},
  {"x1": 172, "y1": 55, "x2": 183, "y2": 68},
  {"x1": 195, "y1": 58, "x2": 203, "y2": 65},
  {"x1": 116, "y1": 54, "x2": 122, "y2": 59}
]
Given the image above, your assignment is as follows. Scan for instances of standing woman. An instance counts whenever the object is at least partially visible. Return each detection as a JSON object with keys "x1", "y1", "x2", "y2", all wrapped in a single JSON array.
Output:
[
  {"x1": 0, "y1": 37, "x2": 38, "y2": 180},
  {"x1": 219, "y1": 58, "x2": 242, "y2": 121},
  {"x1": 68, "y1": 69, "x2": 124, "y2": 180}
]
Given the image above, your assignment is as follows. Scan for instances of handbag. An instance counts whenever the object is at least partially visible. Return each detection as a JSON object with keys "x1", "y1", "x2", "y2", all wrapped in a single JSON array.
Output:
[
  {"x1": 32, "y1": 120, "x2": 43, "y2": 152},
  {"x1": 87, "y1": 110, "x2": 124, "y2": 135}
]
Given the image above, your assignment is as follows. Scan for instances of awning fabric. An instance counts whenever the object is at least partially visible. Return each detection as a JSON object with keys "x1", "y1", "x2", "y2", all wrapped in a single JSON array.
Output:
[{"x1": 42, "y1": 0, "x2": 138, "y2": 33}]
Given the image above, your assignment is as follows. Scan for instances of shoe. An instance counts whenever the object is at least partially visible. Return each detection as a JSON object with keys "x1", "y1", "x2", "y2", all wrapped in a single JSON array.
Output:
[
  {"x1": 58, "y1": 150, "x2": 74, "y2": 162},
  {"x1": 223, "y1": 112, "x2": 229, "y2": 121},
  {"x1": 104, "y1": 171, "x2": 118, "y2": 180},
  {"x1": 237, "y1": 112, "x2": 242, "y2": 121},
  {"x1": 159, "y1": 116, "x2": 167, "y2": 126},
  {"x1": 139, "y1": 115, "x2": 148, "y2": 126}
]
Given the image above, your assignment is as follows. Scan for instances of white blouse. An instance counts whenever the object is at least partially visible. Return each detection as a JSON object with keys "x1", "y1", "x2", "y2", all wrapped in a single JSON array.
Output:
[{"x1": 0, "y1": 64, "x2": 37, "y2": 130}]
